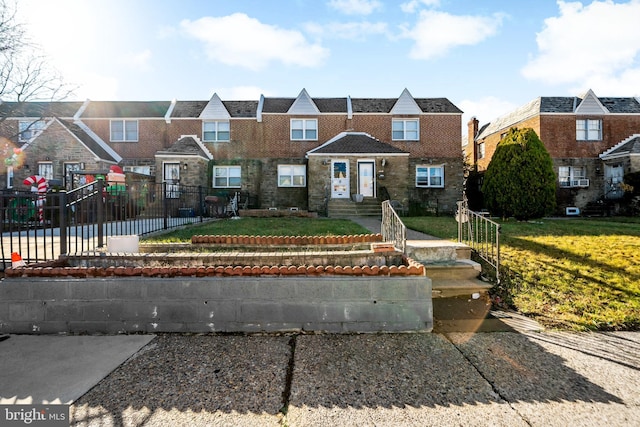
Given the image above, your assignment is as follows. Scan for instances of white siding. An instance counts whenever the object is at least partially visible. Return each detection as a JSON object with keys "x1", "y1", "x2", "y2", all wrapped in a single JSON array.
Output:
[
  {"x1": 390, "y1": 88, "x2": 421, "y2": 115},
  {"x1": 199, "y1": 93, "x2": 231, "y2": 119}
]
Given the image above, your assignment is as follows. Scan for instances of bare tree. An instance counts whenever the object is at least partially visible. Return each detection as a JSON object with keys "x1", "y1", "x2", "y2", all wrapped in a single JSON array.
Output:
[{"x1": 0, "y1": 0, "x2": 74, "y2": 109}]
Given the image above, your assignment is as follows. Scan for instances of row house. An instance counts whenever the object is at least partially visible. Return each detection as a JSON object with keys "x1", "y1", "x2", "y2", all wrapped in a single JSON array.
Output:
[
  {"x1": 465, "y1": 89, "x2": 640, "y2": 214},
  {"x1": 0, "y1": 88, "x2": 464, "y2": 216}
]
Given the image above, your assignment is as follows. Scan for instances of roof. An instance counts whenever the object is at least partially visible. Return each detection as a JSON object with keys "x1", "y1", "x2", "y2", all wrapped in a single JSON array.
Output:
[
  {"x1": 156, "y1": 135, "x2": 213, "y2": 160},
  {"x1": 600, "y1": 134, "x2": 640, "y2": 159},
  {"x1": 0, "y1": 102, "x2": 83, "y2": 119},
  {"x1": 80, "y1": 101, "x2": 171, "y2": 118},
  {"x1": 477, "y1": 93, "x2": 640, "y2": 140},
  {"x1": 57, "y1": 119, "x2": 121, "y2": 163},
  {"x1": 307, "y1": 132, "x2": 408, "y2": 155}
]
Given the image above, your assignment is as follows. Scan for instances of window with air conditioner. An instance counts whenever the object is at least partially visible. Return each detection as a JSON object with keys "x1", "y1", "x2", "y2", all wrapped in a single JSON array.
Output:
[{"x1": 559, "y1": 166, "x2": 588, "y2": 187}]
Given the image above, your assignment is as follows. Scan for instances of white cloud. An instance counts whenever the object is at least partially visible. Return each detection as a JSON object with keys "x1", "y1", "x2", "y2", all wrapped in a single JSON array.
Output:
[
  {"x1": 405, "y1": 10, "x2": 505, "y2": 59},
  {"x1": 328, "y1": 0, "x2": 382, "y2": 15},
  {"x1": 304, "y1": 21, "x2": 389, "y2": 40},
  {"x1": 458, "y1": 96, "x2": 518, "y2": 138},
  {"x1": 401, "y1": 0, "x2": 441, "y2": 13},
  {"x1": 71, "y1": 72, "x2": 120, "y2": 101},
  {"x1": 217, "y1": 86, "x2": 273, "y2": 100},
  {"x1": 123, "y1": 49, "x2": 152, "y2": 70},
  {"x1": 522, "y1": 0, "x2": 640, "y2": 95},
  {"x1": 181, "y1": 13, "x2": 329, "y2": 70}
]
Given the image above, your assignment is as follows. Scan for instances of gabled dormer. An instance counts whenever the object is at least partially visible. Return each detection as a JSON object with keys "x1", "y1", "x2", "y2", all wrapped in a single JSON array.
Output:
[
  {"x1": 391, "y1": 89, "x2": 421, "y2": 141},
  {"x1": 575, "y1": 89, "x2": 609, "y2": 115},
  {"x1": 199, "y1": 93, "x2": 231, "y2": 120},
  {"x1": 390, "y1": 88, "x2": 421, "y2": 115},
  {"x1": 287, "y1": 89, "x2": 320, "y2": 115},
  {"x1": 200, "y1": 93, "x2": 230, "y2": 143}
]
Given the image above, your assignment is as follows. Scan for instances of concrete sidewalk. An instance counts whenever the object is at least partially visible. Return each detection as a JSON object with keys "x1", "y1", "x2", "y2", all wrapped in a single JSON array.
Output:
[{"x1": 1, "y1": 331, "x2": 638, "y2": 426}]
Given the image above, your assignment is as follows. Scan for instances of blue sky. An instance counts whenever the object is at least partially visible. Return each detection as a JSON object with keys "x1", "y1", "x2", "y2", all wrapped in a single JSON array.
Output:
[{"x1": 18, "y1": 0, "x2": 640, "y2": 131}]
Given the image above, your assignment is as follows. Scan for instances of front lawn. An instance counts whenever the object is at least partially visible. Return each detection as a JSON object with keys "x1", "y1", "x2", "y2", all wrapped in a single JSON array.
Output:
[
  {"x1": 144, "y1": 217, "x2": 371, "y2": 242},
  {"x1": 403, "y1": 216, "x2": 640, "y2": 331}
]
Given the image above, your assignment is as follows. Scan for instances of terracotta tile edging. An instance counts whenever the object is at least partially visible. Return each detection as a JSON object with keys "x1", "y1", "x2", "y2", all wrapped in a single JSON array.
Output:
[
  {"x1": 5, "y1": 257, "x2": 425, "y2": 278},
  {"x1": 4, "y1": 233, "x2": 427, "y2": 278}
]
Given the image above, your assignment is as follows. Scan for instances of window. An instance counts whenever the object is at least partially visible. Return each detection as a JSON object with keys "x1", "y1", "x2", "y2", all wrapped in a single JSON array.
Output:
[
  {"x1": 478, "y1": 142, "x2": 485, "y2": 159},
  {"x1": 38, "y1": 162, "x2": 53, "y2": 180},
  {"x1": 559, "y1": 166, "x2": 589, "y2": 187},
  {"x1": 416, "y1": 165, "x2": 444, "y2": 188},
  {"x1": 278, "y1": 165, "x2": 306, "y2": 187},
  {"x1": 213, "y1": 166, "x2": 241, "y2": 188},
  {"x1": 124, "y1": 165, "x2": 152, "y2": 175},
  {"x1": 7, "y1": 166, "x2": 13, "y2": 188},
  {"x1": 110, "y1": 120, "x2": 138, "y2": 142},
  {"x1": 203, "y1": 121, "x2": 230, "y2": 142},
  {"x1": 18, "y1": 120, "x2": 46, "y2": 142},
  {"x1": 290, "y1": 119, "x2": 317, "y2": 140},
  {"x1": 576, "y1": 119, "x2": 601, "y2": 141},
  {"x1": 392, "y1": 119, "x2": 419, "y2": 141}
]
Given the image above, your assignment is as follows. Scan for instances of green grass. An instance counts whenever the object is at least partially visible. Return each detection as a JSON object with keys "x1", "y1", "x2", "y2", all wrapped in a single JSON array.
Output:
[
  {"x1": 404, "y1": 215, "x2": 640, "y2": 331},
  {"x1": 145, "y1": 215, "x2": 640, "y2": 331},
  {"x1": 144, "y1": 217, "x2": 371, "y2": 242}
]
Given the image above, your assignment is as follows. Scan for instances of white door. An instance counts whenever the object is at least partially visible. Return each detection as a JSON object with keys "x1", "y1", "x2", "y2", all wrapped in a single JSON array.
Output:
[
  {"x1": 358, "y1": 161, "x2": 375, "y2": 197},
  {"x1": 331, "y1": 160, "x2": 349, "y2": 198},
  {"x1": 163, "y1": 162, "x2": 180, "y2": 198},
  {"x1": 605, "y1": 164, "x2": 624, "y2": 199}
]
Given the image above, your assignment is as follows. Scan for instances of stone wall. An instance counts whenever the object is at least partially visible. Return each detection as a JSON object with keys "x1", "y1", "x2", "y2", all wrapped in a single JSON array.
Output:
[{"x1": 0, "y1": 276, "x2": 432, "y2": 334}]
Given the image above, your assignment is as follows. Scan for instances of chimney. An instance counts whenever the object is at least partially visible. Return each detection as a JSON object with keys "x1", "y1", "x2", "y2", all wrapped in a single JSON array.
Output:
[{"x1": 467, "y1": 117, "x2": 479, "y2": 164}]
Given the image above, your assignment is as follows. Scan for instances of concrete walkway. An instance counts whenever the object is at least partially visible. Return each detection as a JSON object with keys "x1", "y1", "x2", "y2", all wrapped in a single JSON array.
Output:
[{"x1": 1, "y1": 331, "x2": 638, "y2": 426}]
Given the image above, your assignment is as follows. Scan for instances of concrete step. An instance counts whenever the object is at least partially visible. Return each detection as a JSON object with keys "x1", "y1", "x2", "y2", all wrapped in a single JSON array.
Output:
[
  {"x1": 406, "y1": 240, "x2": 471, "y2": 263},
  {"x1": 423, "y1": 259, "x2": 481, "y2": 281},
  {"x1": 431, "y1": 278, "x2": 493, "y2": 298},
  {"x1": 328, "y1": 200, "x2": 382, "y2": 217}
]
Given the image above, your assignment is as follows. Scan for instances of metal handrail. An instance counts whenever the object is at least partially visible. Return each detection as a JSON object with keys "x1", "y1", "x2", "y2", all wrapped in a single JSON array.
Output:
[
  {"x1": 381, "y1": 200, "x2": 406, "y2": 253},
  {"x1": 457, "y1": 199, "x2": 501, "y2": 284}
]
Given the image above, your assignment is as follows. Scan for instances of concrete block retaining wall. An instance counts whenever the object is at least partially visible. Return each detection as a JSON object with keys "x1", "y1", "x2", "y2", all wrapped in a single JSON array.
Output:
[{"x1": 0, "y1": 276, "x2": 432, "y2": 334}]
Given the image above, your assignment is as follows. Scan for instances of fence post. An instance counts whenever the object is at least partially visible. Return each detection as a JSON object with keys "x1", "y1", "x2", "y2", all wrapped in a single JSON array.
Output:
[
  {"x1": 198, "y1": 185, "x2": 203, "y2": 223},
  {"x1": 96, "y1": 178, "x2": 105, "y2": 248},
  {"x1": 59, "y1": 191, "x2": 68, "y2": 255},
  {"x1": 163, "y1": 182, "x2": 168, "y2": 229}
]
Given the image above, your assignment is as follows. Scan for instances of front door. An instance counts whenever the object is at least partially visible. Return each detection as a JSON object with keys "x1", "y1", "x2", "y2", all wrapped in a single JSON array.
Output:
[
  {"x1": 163, "y1": 162, "x2": 180, "y2": 198},
  {"x1": 331, "y1": 159, "x2": 349, "y2": 198},
  {"x1": 605, "y1": 163, "x2": 624, "y2": 199},
  {"x1": 358, "y1": 161, "x2": 375, "y2": 197}
]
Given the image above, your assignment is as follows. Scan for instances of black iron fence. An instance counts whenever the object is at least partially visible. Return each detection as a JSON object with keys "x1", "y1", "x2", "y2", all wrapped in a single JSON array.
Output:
[{"x1": 0, "y1": 179, "x2": 237, "y2": 270}]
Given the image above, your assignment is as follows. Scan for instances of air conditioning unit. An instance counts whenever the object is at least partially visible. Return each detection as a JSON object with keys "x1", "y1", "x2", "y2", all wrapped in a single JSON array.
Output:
[
  {"x1": 566, "y1": 207, "x2": 580, "y2": 216},
  {"x1": 571, "y1": 179, "x2": 590, "y2": 187}
]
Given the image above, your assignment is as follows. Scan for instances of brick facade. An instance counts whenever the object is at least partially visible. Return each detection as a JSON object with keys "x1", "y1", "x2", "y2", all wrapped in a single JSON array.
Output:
[
  {"x1": 1, "y1": 91, "x2": 464, "y2": 215},
  {"x1": 468, "y1": 91, "x2": 640, "y2": 214}
]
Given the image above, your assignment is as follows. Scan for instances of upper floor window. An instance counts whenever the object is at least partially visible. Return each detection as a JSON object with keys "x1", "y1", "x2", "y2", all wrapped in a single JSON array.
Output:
[
  {"x1": 576, "y1": 119, "x2": 601, "y2": 141},
  {"x1": 477, "y1": 142, "x2": 485, "y2": 159},
  {"x1": 416, "y1": 165, "x2": 444, "y2": 188},
  {"x1": 278, "y1": 164, "x2": 306, "y2": 187},
  {"x1": 110, "y1": 120, "x2": 138, "y2": 142},
  {"x1": 559, "y1": 166, "x2": 589, "y2": 187},
  {"x1": 203, "y1": 121, "x2": 230, "y2": 142},
  {"x1": 213, "y1": 165, "x2": 241, "y2": 188},
  {"x1": 291, "y1": 119, "x2": 317, "y2": 141},
  {"x1": 18, "y1": 120, "x2": 46, "y2": 142},
  {"x1": 392, "y1": 119, "x2": 419, "y2": 141}
]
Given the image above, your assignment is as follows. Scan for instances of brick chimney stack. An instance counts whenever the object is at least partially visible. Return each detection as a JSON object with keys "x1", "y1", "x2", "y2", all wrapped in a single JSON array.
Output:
[{"x1": 467, "y1": 117, "x2": 479, "y2": 163}]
